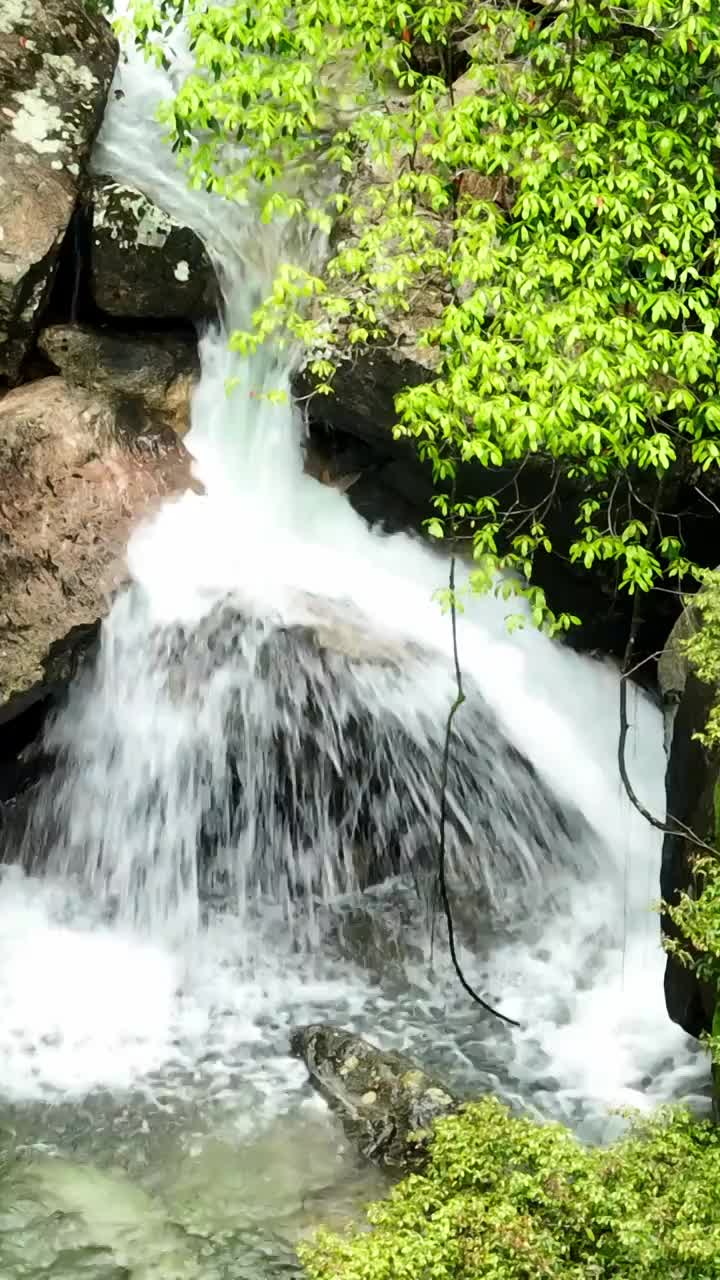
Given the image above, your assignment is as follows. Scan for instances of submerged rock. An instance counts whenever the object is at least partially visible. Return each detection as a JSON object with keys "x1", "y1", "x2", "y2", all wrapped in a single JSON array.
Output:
[
  {"x1": 0, "y1": 375, "x2": 193, "y2": 713},
  {"x1": 39, "y1": 322, "x2": 199, "y2": 436},
  {"x1": 0, "y1": 0, "x2": 117, "y2": 381},
  {"x1": 290, "y1": 1024, "x2": 458, "y2": 1169},
  {"x1": 86, "y1": 176, "x2": 217, "y2": 322}
]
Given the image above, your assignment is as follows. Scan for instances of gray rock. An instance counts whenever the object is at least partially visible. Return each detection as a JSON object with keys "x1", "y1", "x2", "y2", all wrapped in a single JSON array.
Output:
[
  {"x1": 0, "y1": 375, "x2": 194, "y2": 713},
  {"x1": 290, "y1": 1024, "x2": 458, "y2": 1169},
  {"x1": 0, "y1": 0, "x2": 117, "y2": 381},
  {"x1": 86, "y1": 176, "x2": 217, "y2": 322},
  {"x1": 39, "y1": 323, "x2": 199, "y2": 436}
]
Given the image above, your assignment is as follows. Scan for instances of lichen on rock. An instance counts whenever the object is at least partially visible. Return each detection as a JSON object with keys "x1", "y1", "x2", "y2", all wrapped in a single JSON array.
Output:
[
  {"x1": 0, "y1": 0, "x2": 117, "y2": 381},
  {"x1": 86, "y1": 176, "x2": 217, "y2": 322},
  {"x1": 290, "y1": 1023, "x2": 458, "y2": 1170}
]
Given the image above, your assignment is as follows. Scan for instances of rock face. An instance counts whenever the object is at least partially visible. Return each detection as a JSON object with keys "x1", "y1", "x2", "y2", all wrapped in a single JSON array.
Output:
[
  {"x1": 0, "y1": 376, "x2": 193, "y2": 713},
  {"x1": 290, "y1": 1024, "x2": 458, "y2": 1169},
  {"x1": 86, "y1": 176, "x2": 217, "y2": 322},
  {"x1": 39, "y1": 323, "x2": 199, "y2": 435},
  {"x1": 0, "y1": 0, "x2": 117, "y2": 382},
  {"x1": 661, "y1": 609, "x2": 718, "y2": 1040}
]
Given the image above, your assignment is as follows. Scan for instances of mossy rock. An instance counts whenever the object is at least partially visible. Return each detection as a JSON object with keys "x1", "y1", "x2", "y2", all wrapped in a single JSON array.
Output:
[{"x1": 290, "y1": 1023, "x2": 458, "y2": 1170}]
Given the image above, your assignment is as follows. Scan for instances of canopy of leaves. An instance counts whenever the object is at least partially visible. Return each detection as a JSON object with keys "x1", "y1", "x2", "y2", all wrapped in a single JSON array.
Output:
[
  {"x1": 301, "y1": 1098, "x2": 720, "y2": 1280},
  {"x1": 128, "y1": 0, "x2": 720, "y2": 631}
]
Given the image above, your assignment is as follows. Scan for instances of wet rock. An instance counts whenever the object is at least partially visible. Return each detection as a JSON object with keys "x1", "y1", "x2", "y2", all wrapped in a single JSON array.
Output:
[
  {"x1": 290, "y1": 1023, "x2": 458, "y2": 1169},
  {"x1": 660, "y1": 589, "x2": 720, "y2": 1043},
  {"x1": 166, "y1": 601, "x2": 593, "y2": 909},
  {"x1": 0, "y1": 375, "x2": 193, "y2": 713},
  {"x1": 39, "y1": 323, "x2": 199, "y2": 436},
  {"x1": 661, "y1": 663, "x2": 719, "y2": 1042},
  {"x1": 658, "y1": 603, "x2": 699, "y2": 757},
  {"x1": 325, "y1": 893, "x2": 425, "y2": 982},
  {"x1": 86, "y1": 176, "x2": 217, "y2": 322},
  {"x1": 0, "y1": 0, "x2": 117, "y2": 381}
]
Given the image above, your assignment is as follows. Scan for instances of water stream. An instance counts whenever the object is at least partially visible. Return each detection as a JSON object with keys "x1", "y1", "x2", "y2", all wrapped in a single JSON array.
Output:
[{"x1": 0, "y1": 15, "x2": 710, "y2": 1279}]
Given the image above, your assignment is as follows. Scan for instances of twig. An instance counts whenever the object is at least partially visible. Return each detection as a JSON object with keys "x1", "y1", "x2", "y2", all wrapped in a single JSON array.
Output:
[
  {"x1": 695, "y1": 485, "x2": 720, "y2": 518},
  {"x1": 437, "y1": 552, "x2": 521, "y2": 1028}
]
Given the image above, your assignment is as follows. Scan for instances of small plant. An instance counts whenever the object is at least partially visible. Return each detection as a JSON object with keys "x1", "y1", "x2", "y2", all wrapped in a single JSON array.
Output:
[{"x1": 301, "y1": 1098, "x2": 720, "y2": 1280}]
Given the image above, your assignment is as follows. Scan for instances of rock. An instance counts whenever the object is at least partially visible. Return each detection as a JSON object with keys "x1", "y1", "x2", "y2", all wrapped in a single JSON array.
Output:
[
  {"x1": 86, "y1": 176, "x2": 217, "y2": 322},
  {"x1": 661, "y1": 609, "x2": 719, "y2": 1040},
  {"x1": 295, "y1": 151, "x2": 444, "y2": 451},
  {"x1": 0, "y1": 376, "x2": 194, "y2": 713},
  {"x1": 658, "y1": 605, "x2": 699, "y2": 756},
  {"x1": 0, "y1": 0, "x2": 117, "y2": 381},
  {"x1": 159, "y1": 600, "x2": 592, "y2": 909},
  {"x1": 39, "y1": 323, "x2": 199, "y2": 435},
  {"x1": 325, "y1": 900, "x2": 425, "y2": 982},
  {"x1": 290, "y1": 1024, "x2": 458, "y2": 1169}
]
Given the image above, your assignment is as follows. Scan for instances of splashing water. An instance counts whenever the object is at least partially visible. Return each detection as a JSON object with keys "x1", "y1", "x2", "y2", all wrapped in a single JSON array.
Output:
[{"x1": 0, "y1": 17, "x2": 710, "y2": 1279}]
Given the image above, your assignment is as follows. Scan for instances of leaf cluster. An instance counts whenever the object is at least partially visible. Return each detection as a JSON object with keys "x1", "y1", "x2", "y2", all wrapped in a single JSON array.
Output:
[
  {"x1": 302, "y1": 1097, "x2": 720, "y2": 1280},
  {"x1": 129, "y1": 0, "x2": 720, "y2": 628}
]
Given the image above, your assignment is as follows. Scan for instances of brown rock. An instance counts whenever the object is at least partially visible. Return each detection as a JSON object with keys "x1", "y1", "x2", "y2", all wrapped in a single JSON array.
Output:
[
  {"x1": 0, "y1": 376, "x2": 194, "y2": 712},
  {"x1": 86, "y1": 176, "x2": 217, "y2": 322},
  {"x1": 0, "y1": 0, "x2": 117, "y2": 381},
  {"x1": 39, "y1": 323, "x2": 199, "y2": 436}
]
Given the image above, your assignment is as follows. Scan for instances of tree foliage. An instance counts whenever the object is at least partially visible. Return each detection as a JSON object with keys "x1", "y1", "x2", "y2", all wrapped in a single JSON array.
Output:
[
  {"x1": 301, "y1": 1098, "x2": 720, "y2": 1280},
  {"x1": 127, "y1": 0, "x2": 720, "y2": 630}
]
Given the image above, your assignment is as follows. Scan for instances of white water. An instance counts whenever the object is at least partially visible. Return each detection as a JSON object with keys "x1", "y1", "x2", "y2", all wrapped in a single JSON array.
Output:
[{"x1": 0, "y1": 8, "x2": 708, "y2": 1208}]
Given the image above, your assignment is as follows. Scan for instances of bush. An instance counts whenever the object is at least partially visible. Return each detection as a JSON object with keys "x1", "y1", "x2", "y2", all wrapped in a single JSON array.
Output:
[{"x1": 301, "y1": 1098, "x2": 720, "y2": 1280}]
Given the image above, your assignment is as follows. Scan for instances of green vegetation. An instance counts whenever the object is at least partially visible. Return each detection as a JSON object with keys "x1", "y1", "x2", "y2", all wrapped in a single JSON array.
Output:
[
  {"x1": 301, "y1": 1098, "x2": 720, "y2": 1279},
  {"x1": 128, "y1": 0, "x2": 720, "y2": 630}
]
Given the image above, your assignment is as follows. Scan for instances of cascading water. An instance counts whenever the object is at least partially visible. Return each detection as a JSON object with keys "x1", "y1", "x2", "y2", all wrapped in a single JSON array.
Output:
[{"x1": 0, "y1": 16, "x2": 710, "y2": 1279}]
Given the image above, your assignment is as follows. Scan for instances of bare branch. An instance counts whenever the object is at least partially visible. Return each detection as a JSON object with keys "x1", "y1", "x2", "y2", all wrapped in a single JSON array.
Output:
[{"x1": 437, "y1": 550, "x2": 521, "y2": 1028}]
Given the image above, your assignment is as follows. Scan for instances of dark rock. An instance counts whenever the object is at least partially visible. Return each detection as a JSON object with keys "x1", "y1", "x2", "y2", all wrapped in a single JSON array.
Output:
[
  {"x1": 304, "y1": 420, "x2": 643, "y2": 657},
  {"x1": 326, "y1": 902, "x2": 424, "y2": 982},
  {"x1": 39, "y1": 323, "x2": 199, "y2": 435},
  {"x1": 0, "y1": 0, "x2": 117, "y2": 381},
  {"x1": 85, "y1": 176, "x2": 217, "y2": 322},
  {"x1": 661, "y1": 659, "x2": 718, "y2": 1040},
  {"x1": 290, "y1": 1023, "x2": 458, "y2": 1169},
  {"x1": 0, "y1": 375, "x2": 194, "y2": 714}
]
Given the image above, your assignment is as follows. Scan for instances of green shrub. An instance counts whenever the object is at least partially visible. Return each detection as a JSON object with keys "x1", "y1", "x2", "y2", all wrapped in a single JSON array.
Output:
[{"x1": 301, "y1": 1098, "x2": 720, "y2": 1280}]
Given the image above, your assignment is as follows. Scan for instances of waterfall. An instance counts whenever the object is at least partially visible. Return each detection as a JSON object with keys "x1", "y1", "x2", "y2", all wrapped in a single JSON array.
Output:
[{"x1": 0, "y1": 15, "x2": 707, "y2": 1137}]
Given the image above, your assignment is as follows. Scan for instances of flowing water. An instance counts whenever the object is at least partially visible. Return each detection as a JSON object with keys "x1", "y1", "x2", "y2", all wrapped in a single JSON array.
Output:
[{"x1": 0, "y1": 15, "x2": 710, "y2": 1279}]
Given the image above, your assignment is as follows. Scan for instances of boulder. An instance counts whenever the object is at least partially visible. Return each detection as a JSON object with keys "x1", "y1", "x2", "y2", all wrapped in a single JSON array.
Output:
[
  {"x1": 39, "y1": 323, "x2": 198, "y2": 436},
  {"x1": 86, "y1": 176, "x2": 217, "y2": 322},
  {"x1": 0, "y1": 376, "x2": 194, "y2": 714},
  {"x1": 290, "y1": 1024, "x2": 458, "y2": 1169},
  {"x1": 0, "y1": 0, "x2": 117, "y2": 382}
]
